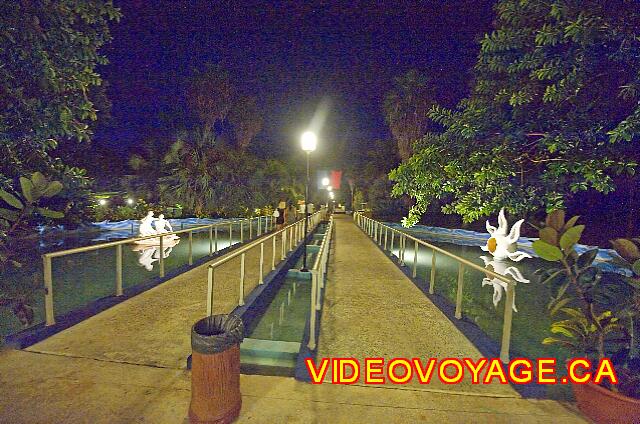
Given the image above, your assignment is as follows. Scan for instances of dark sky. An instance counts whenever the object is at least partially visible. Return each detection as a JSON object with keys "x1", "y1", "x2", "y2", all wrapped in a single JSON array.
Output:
[{"x1": 98, "y1": 0, "x2": 495, "y2": 163}]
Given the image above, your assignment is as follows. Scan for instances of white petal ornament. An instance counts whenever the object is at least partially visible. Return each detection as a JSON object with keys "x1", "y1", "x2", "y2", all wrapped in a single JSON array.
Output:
[{"x1": 481, "y1": 208, "x2": 532, "y2": 262}]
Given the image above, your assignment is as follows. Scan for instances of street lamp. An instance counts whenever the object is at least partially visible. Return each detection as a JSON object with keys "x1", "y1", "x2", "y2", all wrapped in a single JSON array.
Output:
[{"x1": 300, "y1": 131, "x2": 317, "y2": 272}]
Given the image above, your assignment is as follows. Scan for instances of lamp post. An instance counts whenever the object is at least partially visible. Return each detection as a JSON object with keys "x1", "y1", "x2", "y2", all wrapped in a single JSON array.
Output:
[{"x1": 300, "y1": 131, "x2": 317, "y2": 272}]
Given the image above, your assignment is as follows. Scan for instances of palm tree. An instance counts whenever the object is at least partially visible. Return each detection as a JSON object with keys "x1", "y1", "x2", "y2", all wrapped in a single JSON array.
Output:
[{"x1": 384, "y1": 69, "x2": 434, "y2": 162}]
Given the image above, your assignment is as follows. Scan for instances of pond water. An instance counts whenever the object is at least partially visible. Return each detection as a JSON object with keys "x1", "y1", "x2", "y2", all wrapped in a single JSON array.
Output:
[{"x1": 1, "y1": 218, "x2": 265, "y2": 343}]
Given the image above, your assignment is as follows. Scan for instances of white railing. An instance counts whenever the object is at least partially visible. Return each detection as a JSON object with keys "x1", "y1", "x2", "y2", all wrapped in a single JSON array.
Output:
[
  {"x1": 42, "y1": 215, "x2": 274, "y2": 326},
  {"x1": 307, "y1": 215, "x2": 334, "y2": 350},
  {"x1": 354, "y1": 212, "x2": 516, "y2": 363},
  {"x1": 206, "y1": 210, "x2": 325, "y2": 316}
]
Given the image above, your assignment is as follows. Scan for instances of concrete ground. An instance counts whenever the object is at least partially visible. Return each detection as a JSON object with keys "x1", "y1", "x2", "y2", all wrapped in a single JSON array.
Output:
[
  {"x1": 318, "y1": 216, "x2": 515, "y2": 395},
  {"x1": 0, "y1": 215, "x2": 586, "y2": 423},
  {"x1": 0, "y1": 349, "x2": 585, "y2": 423}
]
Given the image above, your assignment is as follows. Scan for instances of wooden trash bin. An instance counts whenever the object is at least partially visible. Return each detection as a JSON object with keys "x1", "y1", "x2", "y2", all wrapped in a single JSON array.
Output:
[{"x1": 189, "y1": 314, "x2": 244, "y2": 424}]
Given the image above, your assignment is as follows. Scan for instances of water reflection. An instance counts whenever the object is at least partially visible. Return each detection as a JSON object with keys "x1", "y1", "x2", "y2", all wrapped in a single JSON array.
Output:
[
  {"x1": 131, "y1": 239, "x2": 179, "y2": 271},
  {"x1": 479, "y1": 256, "x2": 530, "y2": 312}
]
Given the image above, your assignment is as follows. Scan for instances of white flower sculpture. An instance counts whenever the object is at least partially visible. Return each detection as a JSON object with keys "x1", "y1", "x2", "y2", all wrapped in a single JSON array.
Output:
[
  {"x1": 481, "y1": 208, "x2": 532, "y2": 262},
  {"x1": 480, "y1": 256, "x2": 530, "y2": 312}
]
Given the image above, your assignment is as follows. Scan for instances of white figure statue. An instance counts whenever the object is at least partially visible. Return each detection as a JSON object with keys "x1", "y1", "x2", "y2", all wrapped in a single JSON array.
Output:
[
  {"x1": 154, "y1": 214, "x2": 179, "y2": 240},
  {"x1": 139, "y1": 211, "x2": 158, "y2": 237},
  {"x1": 480, "y1": 256, "x2": 530, "y2": 312},
  {"x1": 136, "y1": 245, "x2": 175, "y2": 271},
  {"x1": 481, "y1": 208, "x2": 532, "y2": 261},
  {"x1": 138, "y1": 246, "x2": 160, "y2": 271}
]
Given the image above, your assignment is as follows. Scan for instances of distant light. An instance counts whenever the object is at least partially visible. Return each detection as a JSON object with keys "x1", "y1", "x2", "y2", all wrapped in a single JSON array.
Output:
[
  {"x1": 98, "y1": 199, "x2": 108, "y2": 206},
  {"x1": 322, "y1": 177, "x2": 330, "y2": 186},
  {"x1": 126, "y1": 198, "x2": 134, "y2": 205},
  {"x1": 301, "y1": 131, "x2": 317, "y2": 152},
  {"x1": 327, "y1": 186, "x2": 333, "y2": 192},
  {"x1": 329, "y1": 192, "x2": 335, "y2": 199}
]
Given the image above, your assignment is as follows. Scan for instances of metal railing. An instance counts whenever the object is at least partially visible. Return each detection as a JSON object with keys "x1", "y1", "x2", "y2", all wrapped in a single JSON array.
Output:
[
  {"x1": 206, "y1": 210, "x2": 325, "y2": 316},
  {"x1": 42, "y1": 215, "x2": 274, "y2": 326},
  {"x1": 307, "y1": 215, "x2": 334, "y2": 350},
  {"x1": 354, "y1": 212, "x2": 516, "y2": 363}
]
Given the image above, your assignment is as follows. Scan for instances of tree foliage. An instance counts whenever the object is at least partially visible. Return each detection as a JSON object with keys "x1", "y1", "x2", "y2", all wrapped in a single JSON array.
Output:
[
  {"x1": 228, "y1": 95, "x2": 263, "y2": 150},
  {"x1": 391, "y1": 0, "x2": 640, "y2": 226},
  {"x1": 384, "y1": 70, "x2": 435, "y2": 162}
]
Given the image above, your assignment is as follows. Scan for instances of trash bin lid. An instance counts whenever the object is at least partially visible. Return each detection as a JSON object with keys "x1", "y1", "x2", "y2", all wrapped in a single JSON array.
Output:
[{"x1": 191, "y1": 314, "x2": 244, "y2": 354}]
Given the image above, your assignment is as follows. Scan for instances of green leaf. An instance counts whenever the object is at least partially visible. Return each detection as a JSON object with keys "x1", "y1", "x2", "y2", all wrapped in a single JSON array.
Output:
[
  {"x1": 539, "y1": 227, "x2": 559, "y2": 246},
  {"x1": 31, "y1": 172, "x2": 46, "y2": 188},
  {"x1": 548, "y1": 296, "x2": 572, "y2": 316},
  {"x1": 19, "y1": 177, "x2": 34, "y2": 203},
  {"x1": 41, "y1": 181, "x2": 63, "y2": 198},
  {"x1": 562, "y1": 215, "x2": 580, "y2": 233},
  {"x1": 532, "y1": 239, "x2": 564, "y2": 261},
  {"x1": 577, "y1": 249, "x2": 598, "y2": 269},
  {"x1": 36, "y1": 207, "x2": 64, "y2": 219},
  {"x1": 0, "y1": 207, "x2": 21, "y2": 221},
  {"x1": 610, "y1": 238, "x2": 640, "y2": 263},
  {"x1": 546, "y1": 209, "x2": 565, "y2": 231},
  {"x1": 0, "y1": 189, "x2": 23, "y2": 210},
  {"x1": 633, "y1": 259, "x2": 640, "y2": 276},
  {"x1": 559, "y1": 225, "x2": 584, "y2": 251}
]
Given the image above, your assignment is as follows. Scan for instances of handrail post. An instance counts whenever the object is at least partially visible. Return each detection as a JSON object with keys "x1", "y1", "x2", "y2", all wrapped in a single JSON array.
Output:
[
  {"x1": 214, "y1": 226, "x2": 218, "y2": 253},
  {"x1": 308, "y1": 270, "x2": 317, "y2": 350},
  {"x1": 258, "y1": 216, "x2": 262, "y2": 236},
  {"x1": 239, "y1": 253, "x2": 245, "y2": 306},
  {"x1": 43, "y1": 255, "x2": 55, "y2": 326},
  {"x1": 455, "y1": 263, "x2": 464, "y2": 319},
  {"x1": 272, "y1": 235, "x2": 276, "y2": 270},
  {"x1": 249, "y1": 218, "x2": 252, "y2": 239},
  {"x1": 281, "y1": 229, "x2": 286, "y2": 259},
  {"x1": 209, "y1": 226, "x2": 213, "y2": 256},
  {"x1": 412, "y1": 240, "x2": 418, "y2": 278},
  {"x1": 259, "y1": 242, "x2": 264, "y2": 284},
  {"x1": 390, "y1": 230, "x2": 395, "y2": 257},
  {"x1": 429, "y1": 249, "x2": 436, "y2": 294},
  {"x1": 289, "y1": 226, "x2": 293, "y2": 251},
  {"x1": 159, "y1": 235, "x2": 165, "y2": 277},
  {"x1": 116, "y1": 244, "x2": 123, "y2": 296},
  {"x1": 188, "y1": 230, "x2": 193, "y2": 265},
  {"x1": 500, "y1": 282, "x2": 515, "y2": 363},
  {"x1": 207, "y1": 267, "x2": 214, "y2": 316},
  {"x1": 229, "y1": 222, "x2": 233, "y2": 248},
  {"x1": 240, "y1": 220, "x2": 244, "y2": 243},
  {"x1": 384, "y1": 227, "x2": 388, "y2": 251},
  {"x1": 399, "y1": 235, "x2": 405, "y2": 266}
]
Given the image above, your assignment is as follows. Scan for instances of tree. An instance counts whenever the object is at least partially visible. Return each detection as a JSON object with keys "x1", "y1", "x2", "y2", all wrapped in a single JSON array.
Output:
[
  {"x1": 383, "y1": 70, "x2": 435, "y2": 162},
  {"x1": 0, "y1": 1, "x2": 120, "y2": 226},
  {"x1": 228, "y1": 95, "x2": 263, "y2": 150},
  {"x1": 391, "y1": 0, "x2": 640, "y2": 227},
  {"x1": 186, "y1": 63, "x2": 234, "y2": 134},
  {"x1": 0, "y1": 1, "x2": 120, "y2": 162}
]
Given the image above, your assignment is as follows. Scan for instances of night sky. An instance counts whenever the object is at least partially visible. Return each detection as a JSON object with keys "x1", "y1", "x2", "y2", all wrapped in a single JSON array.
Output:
[{"x1": 98, "y1": 1, "x2": 495, "y2": 163}]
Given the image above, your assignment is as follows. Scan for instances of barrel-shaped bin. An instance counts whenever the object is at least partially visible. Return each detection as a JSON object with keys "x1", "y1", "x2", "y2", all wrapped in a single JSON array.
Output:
[{"x1": 189, "y1": 314, "x2": 244, "y2": 424}]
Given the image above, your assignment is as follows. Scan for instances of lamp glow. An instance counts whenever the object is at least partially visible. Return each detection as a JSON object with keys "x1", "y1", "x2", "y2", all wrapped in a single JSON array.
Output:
[
  {"x1": 301, "y1": 131, "x2": 317, "y2": 152},
  {"x1": 126, "y1": 198, "x2": 134, "y2": 205},
  {"x1": 322, "y1": 177, "x2": 330, "y2": 186},
  {"x1": 329, "y1": 192, "x2": 335, "y2": 199},
  {"x1": 98, "y1": 199, "x2": 107, "y2": 206}
]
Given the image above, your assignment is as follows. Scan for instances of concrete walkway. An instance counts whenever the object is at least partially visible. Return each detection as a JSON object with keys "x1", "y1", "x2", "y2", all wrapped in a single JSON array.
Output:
[
  {"x1": 318, "y1": 215, "x2": 516, "y2": 395},
  {"x1": 0, "y1": 215, "x2": 586, "y2": 422}
]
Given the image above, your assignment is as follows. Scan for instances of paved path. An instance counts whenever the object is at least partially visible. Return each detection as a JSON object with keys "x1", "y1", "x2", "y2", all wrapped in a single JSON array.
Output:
[
  {"x1": 0, "y1": 349, "x2": 585, "y2": 423},
  {"x1": 318, "y1": 216, "x2": 517, "y2": 395}
]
